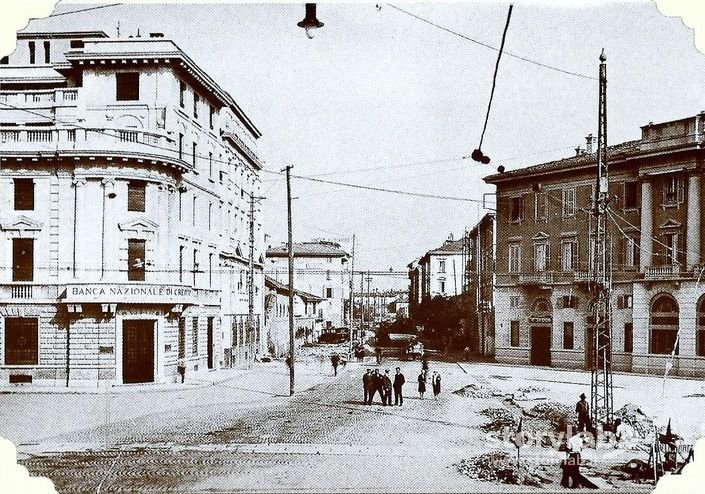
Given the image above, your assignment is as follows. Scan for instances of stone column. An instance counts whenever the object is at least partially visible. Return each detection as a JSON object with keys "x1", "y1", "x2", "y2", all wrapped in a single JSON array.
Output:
[
  {"x1": 687, "y1": 173, "x2": 701, "y2": 269},
  {"x1": 72, "y1": 178, "x2": 86, "y2": 279},
  {"x1": 640, "y1": 178, "x2": 653, "y2": 272}
]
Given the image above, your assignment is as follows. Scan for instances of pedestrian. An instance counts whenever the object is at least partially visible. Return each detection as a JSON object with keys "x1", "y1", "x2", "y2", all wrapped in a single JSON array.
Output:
[
  {"x1": 432, "y1": 371, "x2": 441, "y2": 399},
  {"x1": 382, "y1": 369, "x2": 393, "y2": 406},
  {"x1": 375, "y1": 346, "x2": 382, "y2": 364},
  {"x1": 393, "y1": 367, "x2": 405, "y2": 406},
  {"x1": 330, "y1": 353, "x2": 340, "y2": 376},
  {"x1": 177, "y1": 357, "x2": 186, "y2": 383},
  {"x1": 371, "y1": 369, "x2": 383, "y2": 404},
  {"x1": 575, "y1": 393, "x2": 591, "y2": 433},
  {"x1": 362, "y1": 368, "x2": 373, "y2": 405},
  {"x1": 560, "y1": 432, "x2": 589, "y2": 488},
  {"x1": 418, "y1": 371, "x2": 426, "y2": 399}
]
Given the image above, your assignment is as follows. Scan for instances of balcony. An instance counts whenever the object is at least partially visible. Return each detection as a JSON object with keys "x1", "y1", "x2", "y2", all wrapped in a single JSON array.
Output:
[
  {"x1": 645, "y1": 264, "x2": 682, "y2": 280},
  {"x1": 0, "y1": 284, "x2": 62, "y2": 303},
  {"x1": 518, "y1": 272, "x2": 554, "y2": 286},
  {"x1": 0, "y1": 125, "x2": 189, "y2": 172},
  {"x1": 0, "y1": 88, "x2": 78, "y2": 107}
]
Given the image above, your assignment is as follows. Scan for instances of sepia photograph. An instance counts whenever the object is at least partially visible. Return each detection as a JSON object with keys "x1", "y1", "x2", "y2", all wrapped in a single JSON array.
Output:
[{"x1": 0, "y1": 1, "x2": 704, "y2": 492}]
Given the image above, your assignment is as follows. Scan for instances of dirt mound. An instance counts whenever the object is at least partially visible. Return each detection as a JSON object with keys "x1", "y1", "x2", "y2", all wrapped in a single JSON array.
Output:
[
  {"x1": 480, "y1": 407, "x2": 518, "y2": 433},
  {"x1": 454, "y1": 383, "x2": 497, "y2": 399},
  {"x1": 527, "y1": 401, "x2": 577, "y2": 435},
  {"x1": 455, "y1": 451, "x2": 553, "y2": 487},
  {"x1": 614, "y1": 404, "x2": 653, "y2": 439}
]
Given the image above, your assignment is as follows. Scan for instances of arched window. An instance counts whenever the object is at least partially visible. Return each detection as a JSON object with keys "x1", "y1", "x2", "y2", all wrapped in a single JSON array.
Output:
[
  {"x1": 531, "y1": 298, "x2": 552, "y2": 313},
  {"x1": 697, "y1": 297, "x2": 705, "y2": 357},
  {"x1": 650, "y1": 294, "x2": 679, "y2": 354}
]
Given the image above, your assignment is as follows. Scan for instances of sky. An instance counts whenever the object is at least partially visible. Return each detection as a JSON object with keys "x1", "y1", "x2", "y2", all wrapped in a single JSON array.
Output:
[{"x1": 18, "y1": 1, "x2": 705, "y2": 289}]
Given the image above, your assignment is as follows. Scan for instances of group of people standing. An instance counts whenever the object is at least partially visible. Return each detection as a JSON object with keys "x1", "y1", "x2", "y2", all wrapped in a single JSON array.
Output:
[
  {"x1": 417, "y1": 370, "x2": 441, "y2": 399},
  {"x1": 362, "y1": 366, "x2": 443, "y2": 405},
  {"x1": 362, "y1": 368, "x2": 406, "y2": 405}
]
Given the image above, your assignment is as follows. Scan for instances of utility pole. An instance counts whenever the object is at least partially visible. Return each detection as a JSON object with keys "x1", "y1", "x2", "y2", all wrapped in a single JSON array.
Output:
[
  {"x1": 365, "y1": 272, "x2": 372, "y2": 328},
  {"x1": 359, "y1": 271, "x2": 365, "y2": 338},
  {"x1": 247, "y1": 192, "x2": 264, "y2": 369},
  {"x1": 283, "y1": 165, "x2": 295, "y2": 396},
  {"x1": 590, "y1": 49, "x2": 613, "y2": 429},
  {"x1": 348, "y1": 234, "x2": 355, "y2": 355}
]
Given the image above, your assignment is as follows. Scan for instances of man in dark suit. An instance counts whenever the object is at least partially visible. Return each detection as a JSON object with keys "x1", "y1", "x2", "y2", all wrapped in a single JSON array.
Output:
[
  {"x1": 576, "y1": 393, "x2": 591, "y2": 432},
  {"x1": 370, "y1": 369, "x2": 383, "y2": 404},
  {"x1": 393, "y1": 367, "x2": 405, "y2": 406},
  {"x1": 362, "y1": 368, "x2": 373, "y2": 404},
  {"x1": 382, "y1": 369, "x2": 393, "y2": 406}
]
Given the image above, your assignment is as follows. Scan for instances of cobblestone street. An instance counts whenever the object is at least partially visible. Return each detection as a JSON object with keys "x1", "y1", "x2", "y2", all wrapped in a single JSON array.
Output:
[{"x1": 3, "y1": 358, "x2": 692, "y2": 492}]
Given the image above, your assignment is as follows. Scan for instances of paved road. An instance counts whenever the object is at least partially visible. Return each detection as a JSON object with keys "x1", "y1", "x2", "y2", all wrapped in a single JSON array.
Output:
[{"x1": 3, "y1": 358, "x2": 662, "y2": 493}]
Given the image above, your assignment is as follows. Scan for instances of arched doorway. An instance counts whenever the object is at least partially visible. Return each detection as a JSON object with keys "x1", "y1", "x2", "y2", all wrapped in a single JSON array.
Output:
[
  {"x1": 529, "y1": 297, "x2": 552, "y2": 366},
  {"x1": 650, "y1": 294, "x2": 679, "y2": 355}
]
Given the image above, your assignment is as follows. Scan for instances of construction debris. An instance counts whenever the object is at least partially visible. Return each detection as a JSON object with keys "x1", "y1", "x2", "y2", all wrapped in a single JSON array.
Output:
[
  {"x1": 453, "y1": 384, "x2": 499, "y2": 399},
  {"x1": 527, "y1": 401, "x2": 577, "y2": 435},
  {"x1": 455, "y1": 451, "x2": 553, "y2": 486},
  {"x1": 480, "y1": 407, "x2": 518, "y2": 433},
  {"x1": 614, "y1": 404, "x2": 654, "y2": 440}
]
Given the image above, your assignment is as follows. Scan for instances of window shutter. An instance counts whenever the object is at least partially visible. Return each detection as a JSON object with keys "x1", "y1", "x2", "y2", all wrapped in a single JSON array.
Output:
[{"x1": 572, "y1": 240, "x2": 578, "y2": 271}]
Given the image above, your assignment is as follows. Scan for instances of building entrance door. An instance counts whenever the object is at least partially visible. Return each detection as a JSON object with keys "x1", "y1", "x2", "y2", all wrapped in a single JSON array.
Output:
[
  {"x1": 122, "y1": 320, "x2": 155, "y2": 384},
  {"x1": 530, "y1": 326, "x2": 551, "y2": 366}
]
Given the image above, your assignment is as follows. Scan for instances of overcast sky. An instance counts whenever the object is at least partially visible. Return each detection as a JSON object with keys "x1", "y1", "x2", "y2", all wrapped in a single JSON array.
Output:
[{"x1": 23, "y1": 1, "x2": 705, "y2": 288}]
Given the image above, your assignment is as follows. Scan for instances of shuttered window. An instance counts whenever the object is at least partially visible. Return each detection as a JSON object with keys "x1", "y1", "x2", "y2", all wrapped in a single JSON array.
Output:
[
  {"x1": 127, "y1": 239, "x2": 146, "y2": 281},
  {"x1": 14, "y1": 178, "x2": 34, "y2": 210},
  {"x1": 116, "y1": 72, "x2": 140, "y2": 101},
  {"x1": 127, "y1": 181, "x2": 146, "y2": 212},
  {"x1": 4, "y1": 318, "x2": 39, "y2": 365},
  {"x1": 12, "y1": 238, "x2": 34, "y2": 282}
]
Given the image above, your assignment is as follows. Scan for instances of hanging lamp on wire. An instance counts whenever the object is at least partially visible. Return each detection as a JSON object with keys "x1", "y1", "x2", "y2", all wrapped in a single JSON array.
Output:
[
  {"x1": 298, "y1": 3, "x2": 325, "y2": 39},
  {"x1": 472, "y1": 4, "x2": 513, "y2": 172}
]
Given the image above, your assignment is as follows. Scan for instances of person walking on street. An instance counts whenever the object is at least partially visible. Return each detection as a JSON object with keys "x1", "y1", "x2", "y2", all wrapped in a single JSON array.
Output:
[
  {"x1": 382, "y1": 369, "x2": 393, "y2": 406},
  {"x1": 576, "y1": 393, "x2": 591, "y2": 433},
  {"x1": 393, "y1": 367, "x2": 405, "y2": 406},
  {"x1": 330, "y1": 353, "x2": 341, "y2": 376},
  {"x1": 362, "y1": 368, "x2": 373, "y2": 405},
  {"x1": 417, "y1": 371, "x2": 426, "y2": 399},
  {"x1": 560, "y1": 432, "x2": 590, "y2": 488},
  {"x1": 432, "y1": 371, "x2": 441, "y2": 399},
  {"x1": 375, "y1": 346, "x2": 382, "y2": 364}
]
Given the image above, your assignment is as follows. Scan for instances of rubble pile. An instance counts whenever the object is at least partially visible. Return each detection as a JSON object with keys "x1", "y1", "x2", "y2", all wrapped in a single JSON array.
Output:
[
  {"x1": 517, "y1": 385, "x2": 548, "y2": 394},
  {"x1": 455, "y1": 451, "x2": 552, "y2": 487},
  {"x1": 453, "y1": 384, "x2": 497, "y2": 399},
  {"x1": 528, "y1": 401, "x2": 577, "y2": 435},
  {"x1": 614, "y1": 404, "x2": 654, "y2": 439},
  {"x1": 480, "y1": 407, "x2": 518, "y2": 433}
]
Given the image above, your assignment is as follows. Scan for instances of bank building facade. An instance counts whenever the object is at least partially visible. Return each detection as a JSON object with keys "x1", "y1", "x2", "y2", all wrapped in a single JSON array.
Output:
[{"x1": 0, "y1": 30, "x2": 265, "y2": 386}]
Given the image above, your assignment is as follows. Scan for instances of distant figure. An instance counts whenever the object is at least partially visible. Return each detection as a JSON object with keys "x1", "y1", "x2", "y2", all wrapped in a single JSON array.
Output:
[
  {"x1": 362, "y1": 368, "x2": 373, "y2": 405},
  {"x1": 614, "y1": 418, "x2": 634, "y2": 447},
  {"x1": 421, "y1": 357, "x2": 429, "y2": 373},
  {"x1": 393, "y1": 367, "x2": 405, "y2": 406},
  {"x1": 330, "y1": 354, "x2": 341, "y2": 376},
  {"x1": 177, "y1": 358, "x2": 186, "y2": 383},
  {"x1": 382, "y1": 369, "x2": 393, "y2": 406},
  {"x1": 418, "y1": 372, "x2": 426, "y2": 399},
  {"x1": 576, "y1": 393, "x2": 591, "y2": 432},
  {"x1": 432, "y1": 371, "x2": 441, "y2": 399},
  {"x1": 375, "y1": 346, "x2": 382, "y2": 364}
]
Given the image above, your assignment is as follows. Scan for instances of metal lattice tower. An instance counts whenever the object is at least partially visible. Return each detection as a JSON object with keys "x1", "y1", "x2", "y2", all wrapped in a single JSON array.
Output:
[{"x1": 590, "y1": 49, "x2": 614, "y2": 429}]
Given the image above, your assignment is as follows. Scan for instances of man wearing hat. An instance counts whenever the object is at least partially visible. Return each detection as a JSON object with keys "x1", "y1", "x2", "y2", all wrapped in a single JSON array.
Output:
[
  {"x1": 576, "y1": 393, "x2": 591, "y2": 433},
  {"x1": 362, "y1": 368, "x2": 373, "y2": 405}
]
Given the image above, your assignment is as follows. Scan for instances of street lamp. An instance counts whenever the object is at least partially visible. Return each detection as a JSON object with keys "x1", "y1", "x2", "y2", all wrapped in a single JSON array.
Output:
[{"x1": 298, "y1": 3, "x2": 324, "y2": 39}]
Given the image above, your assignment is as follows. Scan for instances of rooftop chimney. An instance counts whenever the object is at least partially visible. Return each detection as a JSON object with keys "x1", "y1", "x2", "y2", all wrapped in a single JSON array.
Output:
[
  {"x1": 149, "y1": 32, "x2": 164, "y2": 38},
  {"x1": 575, "y1": 147, "x2": 583, "y2": 156},
  {"x1": 585, "y1": 134, "x2": 596, "y2": 154}
]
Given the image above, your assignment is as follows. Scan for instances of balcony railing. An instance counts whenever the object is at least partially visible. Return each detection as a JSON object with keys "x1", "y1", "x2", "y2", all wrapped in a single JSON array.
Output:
[
  {"x1": 645, "y1": 264, "x2": 682, "y2": 280},
  {"x1": 0, "y1": 126, "x2": 188, "y2": 170},
  {"x1": 0, "y1": 88, "x2": 79, "y2": 107},
  {"x1": 0, "y1": 284, "x2": 61, "y2": 302},
  {"x1": 518, "y1": 272, "x2": 554, "y2": 285}
]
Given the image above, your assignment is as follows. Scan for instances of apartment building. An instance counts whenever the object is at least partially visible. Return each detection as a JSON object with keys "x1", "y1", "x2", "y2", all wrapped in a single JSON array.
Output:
[
  {"x1": 485, "y1": 114, "x2": 705, "y2": 377},
  {"x1": 0, "y1": 29, "x2": 265, "y2": 386}
]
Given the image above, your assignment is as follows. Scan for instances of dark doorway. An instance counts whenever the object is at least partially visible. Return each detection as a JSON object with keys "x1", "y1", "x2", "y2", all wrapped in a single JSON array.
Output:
[
  {"x1": 530, "y1": 326, "x2": 551, "y2": 366},
  {"x1": 207, "y1": 317, "x2": 214, "y2": 370},
  {"x1": 122, "y1": 320, "x2": 155, "y2": 384},
  {"x1": 12, "y1": 238, "x2": 34, "y2": 281}
]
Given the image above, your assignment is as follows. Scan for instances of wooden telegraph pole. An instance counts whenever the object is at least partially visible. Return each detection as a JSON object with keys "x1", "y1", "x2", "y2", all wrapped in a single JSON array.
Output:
[{"x1": 283, "y1": 165, "x2": 295, "y2": 396}]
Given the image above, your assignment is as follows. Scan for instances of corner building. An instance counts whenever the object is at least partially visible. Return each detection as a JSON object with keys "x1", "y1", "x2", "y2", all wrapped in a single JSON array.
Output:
[
  {"x1": 485, "y1": 115, "x2": 705, "y2": 377},
  {"x1": 0, "y1": 30, "x2": 265, "y2": 386}
]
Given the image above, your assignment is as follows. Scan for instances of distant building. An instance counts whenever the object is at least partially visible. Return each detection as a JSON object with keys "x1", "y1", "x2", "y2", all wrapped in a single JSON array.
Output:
[
  {"x1": 418, "y1": 236, "x2": 466, "y2": 300},
  {"x1": 264, "y1": 276, "x2": 323, "y2": 356},
  {"x1": 407, "y1": 260, "x2": 421, "y2": 319},
  {"x1": 465, "y1": 214, "x2": 496, "y2": 356},
  {"x1": 485, "y1": 114, "x2": 705, "y2": 377},
  {"x1": 0, "y1": 29, "x2": 265, "y2": 386},
  {"x1": 265, "y1": 241, "x2": 350, "y2": 330}
]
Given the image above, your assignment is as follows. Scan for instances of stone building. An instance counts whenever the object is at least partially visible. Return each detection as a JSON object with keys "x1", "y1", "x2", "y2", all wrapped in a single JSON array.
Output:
[
  {"x1": 0, "y1": 29, "x2": 265, "y2": 386},
  {"x1": 485, "y1": 114, "x2": 705, "y2": 377},
  {"x1": 265, "y1": 241, "x2": 350, "y2": 330}
]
